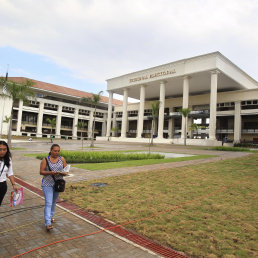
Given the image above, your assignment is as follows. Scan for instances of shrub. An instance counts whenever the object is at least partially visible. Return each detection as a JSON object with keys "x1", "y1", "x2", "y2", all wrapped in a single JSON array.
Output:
[{"x1": 36, "y1": 151, "x2": 164, "y2": 163}]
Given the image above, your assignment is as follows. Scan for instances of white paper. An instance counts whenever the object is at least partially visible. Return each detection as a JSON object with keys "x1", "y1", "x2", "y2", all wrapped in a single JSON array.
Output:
[{"x1": 62, "y1": 165, "x2": 70, "y2": 173}]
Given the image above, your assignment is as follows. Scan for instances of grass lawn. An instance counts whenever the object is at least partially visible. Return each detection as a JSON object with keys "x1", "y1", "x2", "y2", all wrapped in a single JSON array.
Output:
[
  {"x1": 62, "y1": 153, "x2": 258, "y2": 257},
  {"x1": 72, "y1": 154, "x2": 214, "y2": 170}
]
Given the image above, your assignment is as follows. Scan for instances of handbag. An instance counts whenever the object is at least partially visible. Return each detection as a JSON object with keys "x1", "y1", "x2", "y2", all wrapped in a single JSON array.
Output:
[{"x1": 45, "y1": 158, "x2": 66, "y2": 192}]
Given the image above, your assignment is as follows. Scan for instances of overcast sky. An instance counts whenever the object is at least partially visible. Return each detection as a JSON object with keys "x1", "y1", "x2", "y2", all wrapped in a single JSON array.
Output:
[{"x1": 0, "y1": 0, "x2": 257, "y2": 99}]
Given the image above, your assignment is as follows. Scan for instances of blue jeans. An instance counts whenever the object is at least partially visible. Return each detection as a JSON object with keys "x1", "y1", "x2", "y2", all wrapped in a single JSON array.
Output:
[{"x1": 42, "y1": 186, "x2": 59, "y2": 226}]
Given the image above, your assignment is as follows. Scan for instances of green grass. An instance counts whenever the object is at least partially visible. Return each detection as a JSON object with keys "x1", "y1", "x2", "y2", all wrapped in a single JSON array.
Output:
[
  {"x1": 34, "y1": 150, "x2": 165, "y2": 163},
  {"x1": 73, "y1": 155, "x2": 214, "y2": 170},
  {"x1": 62, "y1": 153, "x2": 258, "y2": 257},
  {"x1": 10, "y1": 147, "x2": 26, "y2": 150},
  {"x1": 206, "y1": 146, "x2": 257, "y2": 152}
]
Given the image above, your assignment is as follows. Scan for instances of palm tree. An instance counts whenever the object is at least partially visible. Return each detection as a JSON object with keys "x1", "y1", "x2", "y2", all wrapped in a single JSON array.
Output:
[
  {"x1": 179, "y1": 108, "x2": 191, "y2": 146},
  {"x1": 150, "y1": 101, "x2": 161, "y2": 146},
  {"x1": 80, "y1": 91, "x2": 103, "y2": 148},
  {"x1": 111, "y1": 126, "x2": 120, "y2": 137},
  {"x1": 2, "y1": 79, "x2": 35, "y2": 145},
  {"x1": 76, "y1": 121, "x2": 87, "y2": 149},
  {"x1": 189, "y1": 123, "x2": 205, "y2": 138},
  {"x1": 46, "y1": 117, "x2": 56, "y2": 142}
]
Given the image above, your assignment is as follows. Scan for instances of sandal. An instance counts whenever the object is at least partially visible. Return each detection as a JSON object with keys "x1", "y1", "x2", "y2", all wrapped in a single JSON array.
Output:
[
  {"x1": 51, "y1": 218, "x2": 56, "y2": 223},
  {"x1": 46, "y1": 225, "x2": 54, "y2": 231}
]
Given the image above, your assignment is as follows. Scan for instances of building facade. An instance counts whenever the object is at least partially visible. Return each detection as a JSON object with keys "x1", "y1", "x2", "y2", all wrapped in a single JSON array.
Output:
[
  {"x1": 104, "y1": 52, "x2": 258, "y2": 145},
  {"x1": 0, "y1": 78, "x2": 122, "y2": 139}
]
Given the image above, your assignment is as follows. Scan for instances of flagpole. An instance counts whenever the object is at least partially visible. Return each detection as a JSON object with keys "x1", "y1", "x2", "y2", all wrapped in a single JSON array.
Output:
[{"x1": 0, "y1": 64, "x2": 9, "y2": 139}]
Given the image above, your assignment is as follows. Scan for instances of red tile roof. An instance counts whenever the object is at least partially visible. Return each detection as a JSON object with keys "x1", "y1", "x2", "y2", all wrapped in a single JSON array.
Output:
[{"x1": 8, "y1": 77, "x2": 123, "y2": 106}]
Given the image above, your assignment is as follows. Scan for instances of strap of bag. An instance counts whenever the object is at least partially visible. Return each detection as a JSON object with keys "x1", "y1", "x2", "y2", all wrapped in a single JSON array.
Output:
[
  {"x1": 0, "y1": 162, "x2": 5, "y2": 177},
  {"x1": 45, "y1": 157, "x2": 56, "y2": 182}
]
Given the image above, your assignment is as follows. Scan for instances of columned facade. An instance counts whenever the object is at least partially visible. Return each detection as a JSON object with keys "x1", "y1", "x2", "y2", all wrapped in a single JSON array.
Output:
[
  {"x1": 0, "y1": 77, "x2": 115, "y2": 140},
  {"x1": 106, "y1": 52, "x2": 258, "y2": 146},
  {"x1": 121, "y1": 88, "x2": 128, "y2": 138},
  {"x1": 181, "y1": 76, "x2": 190, "y2": 140},
  {"x1": 209, "y1": 70, "x2": 219, "y2": 140},
  {"x1": 106, "y1": 91, "x2": 113, "y2": 137},
  {"x1": 234, "y1": 101, "x2": 241, "y2": 143},
  {"x1": 158, "y1": 81, "x2": 166, "y2": 139},
  {"x1": 137, "y1": 85, "x2": 146, "y2": 138}
]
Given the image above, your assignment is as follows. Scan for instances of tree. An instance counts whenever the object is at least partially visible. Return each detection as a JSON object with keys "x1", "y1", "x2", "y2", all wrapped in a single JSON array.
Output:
[
  {"x1": 80, "y1": 91, "x2": 103, "y2": 148},
  {"x1": 179, "y1": 108, "x2": 191, "y2": 146},
  {"x1": 111, "y1": 126, "x2": 120, "y2": 137},
  {"x1": 1, "y1": 79, "x2": 35, "y2": 145},
  {"x1": 46, "y1": 117, "x2": 56, "y2": 142},
  {"x1": 189, "y1": 123, "x2": 205, "y2": 138},
  {"x1": 150, "y1": 101, "x2": 161, "y2": 146},
  {"x1": 76, "y1": 121, "x2": 87, "y2": 149}
]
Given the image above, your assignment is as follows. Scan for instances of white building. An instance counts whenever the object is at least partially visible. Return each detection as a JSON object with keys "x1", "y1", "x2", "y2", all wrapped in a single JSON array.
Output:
[
  {"x1": 103, "y1": 52, "x2": 258, "y2": 146},
  {"x1": 0, "y1": 78, "x2": 122, "y2": 139}
]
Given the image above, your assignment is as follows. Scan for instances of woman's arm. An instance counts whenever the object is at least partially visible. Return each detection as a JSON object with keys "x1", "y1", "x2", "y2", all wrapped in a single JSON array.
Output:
[
  {"x1": 40, "y1": 158, "x2": 58, "y2": 176},
  {"x1": 8, "y1": 175, "x2": 19, "y2": 192},
  {"x1": 7, "y1": 162, "x2": 19, "y2": 191},
  {"x1": 61, "y1": 156, "x2": 67, "y2": 168}
]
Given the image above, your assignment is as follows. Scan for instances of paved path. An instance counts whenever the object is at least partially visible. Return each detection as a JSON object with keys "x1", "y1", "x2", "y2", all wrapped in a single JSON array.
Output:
[{"x1": 0, "y1": 140, "x2": 251, "y2": 257}]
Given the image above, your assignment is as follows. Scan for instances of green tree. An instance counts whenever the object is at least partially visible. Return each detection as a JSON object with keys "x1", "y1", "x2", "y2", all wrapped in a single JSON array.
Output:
[
  {"x1": 46, "y1": 117, "x2": 56, "y2": 141},
  {"x1": 80, "y1": 91, "x2": 103, "y2": 148},
  {"x1": 76, "y1": 121, "x2": 87, "y2": 149},
  {"x1": 111, "y1": 126, "x2": 120, "y2": 137},
  {"x1": 150, "y1": 101, "x2": 161, "y2": 146},
  {"x1": 189, "y1": 123, "x2": 205, "y2": 138},
  {"x1": 179, "y1": 108, "x2": 191, "y2": 146},
  {"x1": 1, "y1": 79, "x2": 35, "y2": 145}
]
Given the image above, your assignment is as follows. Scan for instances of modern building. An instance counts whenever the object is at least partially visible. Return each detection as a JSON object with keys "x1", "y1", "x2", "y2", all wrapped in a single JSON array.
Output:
[
  {"x1": 0, "y1": 78, "x2": 122, "y2": 139},
  {"x1": 103, "y1": 52, "x2": 258, "y2": 145}
]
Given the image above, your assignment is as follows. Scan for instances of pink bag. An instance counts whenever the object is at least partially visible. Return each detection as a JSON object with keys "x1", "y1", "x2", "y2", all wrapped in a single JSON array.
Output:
[{"x1": 10, "y1": 187, "x2": 24, "y2": 207}]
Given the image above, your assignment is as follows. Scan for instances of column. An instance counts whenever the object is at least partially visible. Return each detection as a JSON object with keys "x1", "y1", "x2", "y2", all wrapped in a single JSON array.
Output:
[
  {"x1": 16, "y1": 100, "x2": 23, "y2": 135},
  {"x1": 112, "y1": 113, "x2": 117, "y2": 136},
  {"x1": 106, "y1": 91, "x2": 113, "y2": 137},
  {"x1": 137, "y1": 85, "x2": 146, "y2": 138},
  {"x1": 181, "y1": 76, "x2": 190, "y2": 139},
  {"x1": 72, "y1": 108, "x2": 79, "y2": 139},
  {"x1": 36, "y1": 101, "x2": 44, "y2": 137},
  {"x1": 168, "y1": 108, "x2": 174, "y2": 139},
  {"x1": 209, "y1": 70, "x2": 219, "y2": 140},
  {"x1": 121, "y1": 88, "x2": 128, "y2": 138},
  {"x1": 55, "y1": 105, "x2": 62, "y2": 138},
  {"x1": 102, "y1": 113, "x2": 107, "y2": 136},
  {"x1": 158, "y1": 81, "x2": 166, "y2": 138},
  {"x1": 234, "y1": 101, "x2": 241, "y2": 143},
  {"x1": 88, "y1": 110, "x2": 93, "y2": 139}
]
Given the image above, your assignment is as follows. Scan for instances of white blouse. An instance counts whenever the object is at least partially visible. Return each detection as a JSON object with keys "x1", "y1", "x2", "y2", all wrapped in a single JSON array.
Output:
[{"x1": 0, "y1": 160, "x2": 14, "y2": 182}]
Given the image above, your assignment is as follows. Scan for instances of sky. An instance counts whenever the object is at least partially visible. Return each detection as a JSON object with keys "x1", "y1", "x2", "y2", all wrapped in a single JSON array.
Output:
[{"x1": 0, "y1": 0, "x2": 257, "y2": 100}]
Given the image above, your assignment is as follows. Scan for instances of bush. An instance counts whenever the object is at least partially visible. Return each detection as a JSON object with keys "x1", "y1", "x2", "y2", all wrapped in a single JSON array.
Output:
[
  {"x1": 233, "y1": 142, "x2": 258, "y2": 149},
  {"x1": 209, "y1": 146, "x2": 251, "y2": 152},
  {"x1": 36, "y1": 151, "x2": 165, "y2": 163}
]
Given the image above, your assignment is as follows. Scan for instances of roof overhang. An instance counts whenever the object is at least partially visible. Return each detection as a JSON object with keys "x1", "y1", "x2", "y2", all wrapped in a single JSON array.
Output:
[{"x1": 106, "y1": 52, "x2": 258, "y2": 101}]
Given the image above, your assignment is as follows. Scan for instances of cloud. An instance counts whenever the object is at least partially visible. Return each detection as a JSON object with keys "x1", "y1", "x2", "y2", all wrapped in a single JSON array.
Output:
[{"x1": 0, "y1": 0, "x2": 257, "y2": 83}]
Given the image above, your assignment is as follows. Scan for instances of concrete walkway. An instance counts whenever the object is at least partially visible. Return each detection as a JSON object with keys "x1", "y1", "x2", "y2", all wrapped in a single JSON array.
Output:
[{"x1": 0, "y1": 140, "x2": 250, "y2": 257}]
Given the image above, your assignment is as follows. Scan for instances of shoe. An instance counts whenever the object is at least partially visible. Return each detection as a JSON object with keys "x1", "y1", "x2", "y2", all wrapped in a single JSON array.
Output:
[
  {"x1": 46, "y1": 225, "x2": 54, "y2": 231},
  {"x1": 51, "y1": 218, "x2": 56, "y2": 223}
]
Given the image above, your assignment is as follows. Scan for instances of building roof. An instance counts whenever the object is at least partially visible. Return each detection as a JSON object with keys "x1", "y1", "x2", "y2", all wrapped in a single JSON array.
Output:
[{"x1": 8, "y1": 77, "x2": 123, "y2": 106}]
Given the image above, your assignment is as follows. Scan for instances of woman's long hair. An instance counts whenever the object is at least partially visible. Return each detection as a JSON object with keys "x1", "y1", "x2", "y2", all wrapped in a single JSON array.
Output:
[{"x1": 0, "y1": 141, "x2": 11, "y2": 168}]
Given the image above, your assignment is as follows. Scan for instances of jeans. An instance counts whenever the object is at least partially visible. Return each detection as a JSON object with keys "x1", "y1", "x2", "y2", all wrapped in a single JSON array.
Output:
[{"x1": 42, "y1": 186, "x2": 59, "y2": 226}]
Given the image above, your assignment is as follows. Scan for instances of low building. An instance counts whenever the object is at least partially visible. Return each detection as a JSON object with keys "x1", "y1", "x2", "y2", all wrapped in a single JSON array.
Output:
[
  {"x1": 0, "y1": 78, "x2": 122, "y2": 139},
  {"x1": 104, "y1": 52, "x2": 258, "y2": 145}
]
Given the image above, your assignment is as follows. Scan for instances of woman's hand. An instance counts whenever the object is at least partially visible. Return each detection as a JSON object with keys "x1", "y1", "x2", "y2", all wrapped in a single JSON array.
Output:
[{"x1": 12, "y1": 184, "x2": 19, "y2": 192}]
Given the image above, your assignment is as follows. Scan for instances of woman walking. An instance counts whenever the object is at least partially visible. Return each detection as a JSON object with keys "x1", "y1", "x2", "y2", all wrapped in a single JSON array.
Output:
[
  {"x1": 40, "y1": 144, "x2": 67, "y2": 231},
  {"x1": 0, "y1": 141, "x2": 19, "y2": 206}
]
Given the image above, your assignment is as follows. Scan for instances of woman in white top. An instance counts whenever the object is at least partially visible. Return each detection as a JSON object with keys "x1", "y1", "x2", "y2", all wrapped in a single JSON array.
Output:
[{"x1": 0, "y1": 141, "x2": 19, "y2": 205}]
